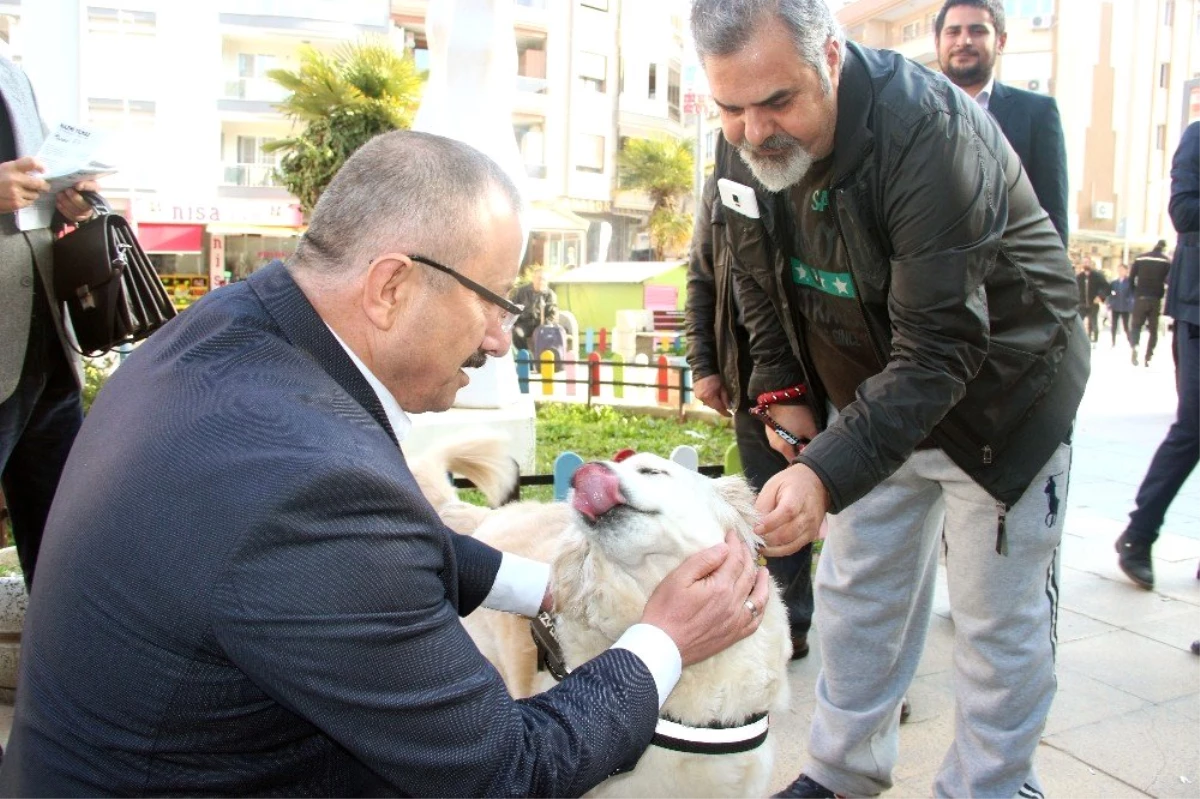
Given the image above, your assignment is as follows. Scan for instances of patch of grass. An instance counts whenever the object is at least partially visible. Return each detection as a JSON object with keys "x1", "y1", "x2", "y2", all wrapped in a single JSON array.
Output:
[
  {"x1": 532, "y1": 403, "x2": 733, "y2": 471},
  {"x1": 462, "y1": 402, "x2": 735, "y2": 504}
]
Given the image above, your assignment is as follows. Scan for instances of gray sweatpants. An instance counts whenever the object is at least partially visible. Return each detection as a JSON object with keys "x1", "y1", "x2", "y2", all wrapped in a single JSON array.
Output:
[{"x1": 805, "y1": 444, "x2": 1070, "y2": 798}]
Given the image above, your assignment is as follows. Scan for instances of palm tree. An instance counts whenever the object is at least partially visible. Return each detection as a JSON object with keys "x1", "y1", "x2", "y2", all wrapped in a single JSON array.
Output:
[
  {"x1": 648, "y1": 206, "x2": 693, "y2": 260},
  {"x1": 264, "y1": 39, "x2": 424, "y2": 214},
  {"x1": 618, "y1": 136, "x2": 694, "y2": 259}
]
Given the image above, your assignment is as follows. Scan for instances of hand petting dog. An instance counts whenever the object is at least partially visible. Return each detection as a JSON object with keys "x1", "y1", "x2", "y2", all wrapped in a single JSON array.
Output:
[{"x1": 641, "y1": 529, "x2": 770, "y2": 667}]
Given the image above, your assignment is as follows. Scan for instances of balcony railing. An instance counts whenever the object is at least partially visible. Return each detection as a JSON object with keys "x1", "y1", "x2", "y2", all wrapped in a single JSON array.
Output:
[
  {"x1": 223, "y1": 163, "x2": 280, "y2": 187},
  {"x1": 218, "y1": 0, "x2": 387, "y2": 26},
  {"x1": 223, "y1": 76, "x2": 289, "y2": 103},
  {"x1": 517, "y1": 75, "x2": 548, "y2": 94}
]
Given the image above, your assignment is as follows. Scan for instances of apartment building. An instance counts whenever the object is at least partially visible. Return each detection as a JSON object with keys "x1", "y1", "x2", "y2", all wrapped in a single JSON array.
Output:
[
  {"x1": 394, "y1": 0, "x2": 690, "y2": 267},
  {"x1": 837, "y1": 0, "x2": 1200, "y2": 269},
  {"x1": 6, "y1": 0, "x2": 393, "y2": 294},
  {"x1": 2, "y1": 0, "x2": 689, "y2": 300}
]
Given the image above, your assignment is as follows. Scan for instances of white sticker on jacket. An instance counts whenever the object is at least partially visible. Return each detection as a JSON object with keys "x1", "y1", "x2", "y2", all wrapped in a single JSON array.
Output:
[{"x1": 717, "y1": 178, "x2": 762, "y2": 219}]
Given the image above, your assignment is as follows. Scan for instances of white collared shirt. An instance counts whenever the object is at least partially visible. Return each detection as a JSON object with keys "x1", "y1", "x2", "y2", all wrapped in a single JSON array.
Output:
[
  {"x1": 326, "y1": 326, "x2": 682, "y2": 706},
  {"x1": 975, "y1": 76, "x2": 997, "y2": 111}
]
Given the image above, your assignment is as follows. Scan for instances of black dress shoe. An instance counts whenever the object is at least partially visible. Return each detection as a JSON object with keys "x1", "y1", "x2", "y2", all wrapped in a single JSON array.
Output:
[
  {"x1": 1115, "y1": 529, "x2": 1154, "y2": 589},
  {"x1": 790, "y1": 632, "x2": 810, "y2": 660},
  {"x1": 773, "y1": 774, "x2": 837, "y2": 798}
]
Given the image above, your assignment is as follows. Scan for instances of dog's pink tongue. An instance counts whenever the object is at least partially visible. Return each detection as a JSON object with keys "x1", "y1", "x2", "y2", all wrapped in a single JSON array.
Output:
[{"x1": 571, "y1": 463, "x2": 625, "y2": 520}]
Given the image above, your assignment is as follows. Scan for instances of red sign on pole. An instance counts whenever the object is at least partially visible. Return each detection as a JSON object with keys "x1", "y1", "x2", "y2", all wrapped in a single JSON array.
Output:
[{"x1": 683, "y1": 91, "x2": 708, "y2": 116}]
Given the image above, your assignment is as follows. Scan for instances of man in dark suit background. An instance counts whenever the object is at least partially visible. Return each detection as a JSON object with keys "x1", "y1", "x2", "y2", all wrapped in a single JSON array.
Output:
[
  {"x1": 0, "y1": 131, "x2": 770, "y2": 797},
  {"x1": 935, "y1": 0, "x2": 1069, "y2": 245},
  {"x1": 1115, "y1": 122, "x2": 1199, "y2": 589}
]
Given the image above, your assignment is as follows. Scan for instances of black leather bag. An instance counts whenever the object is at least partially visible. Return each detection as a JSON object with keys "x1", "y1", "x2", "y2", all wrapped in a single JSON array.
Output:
[{"x1": 52, "y1": 191, "x2": 176, "y2": 355}]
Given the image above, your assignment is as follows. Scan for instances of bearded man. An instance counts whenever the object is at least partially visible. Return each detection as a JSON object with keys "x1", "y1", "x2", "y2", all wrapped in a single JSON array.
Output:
[
  {"x1": 935, "y1": 0, "x2": 1068, "y2": 245},
  {"x1": 689, "y1": 0, "x2": 1089, "y2": 796}
]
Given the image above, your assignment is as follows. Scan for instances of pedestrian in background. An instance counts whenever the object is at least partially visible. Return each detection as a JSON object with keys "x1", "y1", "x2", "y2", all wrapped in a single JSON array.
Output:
[
  {"x1": 1115, "y1": 121, "x2": 1198, "y2": 590},
  {"x1": 1128, "y1": 239, "x2": 1172, "y2": 366},
  {"x1": 1075, "y1": 256, "x2": 1110, "y2": 345},
  {"x1": 934, "y1": 0, "x2": 1068, "y2": 246},
  {"x1": 1108, "y1": 263, "x2": 1134, "y2": 348},
  {"x1": 511, "y1": 266, "x2": 558, "y2": 354},
  {"x1": 0, "y1": 54, "x2": 97, "y2": 590},
  {"x1": 687, "y1": 173, "x2": 815, "y2": 661}
]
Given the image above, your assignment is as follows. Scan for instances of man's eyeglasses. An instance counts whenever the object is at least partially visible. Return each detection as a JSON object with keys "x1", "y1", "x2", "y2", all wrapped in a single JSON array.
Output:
[{"x1": 407, "y1": 254, "x2": 525, "y2": 333}]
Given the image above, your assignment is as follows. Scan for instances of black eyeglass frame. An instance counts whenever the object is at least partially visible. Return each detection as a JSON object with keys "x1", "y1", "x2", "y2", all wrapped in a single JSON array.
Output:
[{"x1": 409, "y1": 254, "x2": 524, "y2": 318}]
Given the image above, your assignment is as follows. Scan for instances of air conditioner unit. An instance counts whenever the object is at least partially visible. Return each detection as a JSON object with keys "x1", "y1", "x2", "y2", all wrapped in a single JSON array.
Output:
[
  {"x1": 1092, "y1": 201, "x2": 1115, "y2": 220},
  {"x1": 1030, "y1": 14, "x2": 1054, "y2": 29}
]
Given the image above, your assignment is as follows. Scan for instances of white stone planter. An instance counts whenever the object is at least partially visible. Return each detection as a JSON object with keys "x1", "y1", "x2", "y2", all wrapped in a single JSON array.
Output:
[{"x1": 0, "y1": 548, "x2": 26, "y2": 700}]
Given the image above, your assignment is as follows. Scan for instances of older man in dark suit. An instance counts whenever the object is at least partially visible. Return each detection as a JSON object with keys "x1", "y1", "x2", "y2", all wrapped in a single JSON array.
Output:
[
  {"x1": 0, "y1": 131, "x2": 769, "y2": 796},
  {"x1": 935, "y1": 0, "x2": 1069, "y2": 245}
]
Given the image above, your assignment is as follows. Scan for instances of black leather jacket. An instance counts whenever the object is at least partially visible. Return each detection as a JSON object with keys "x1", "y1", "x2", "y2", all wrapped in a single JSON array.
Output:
[
  {"x1": 712, "y1": 42, "x2": 1089, "y2": 511},
  {"x1": 686, "y1": 174, "x2": 742, "y2": 403}
]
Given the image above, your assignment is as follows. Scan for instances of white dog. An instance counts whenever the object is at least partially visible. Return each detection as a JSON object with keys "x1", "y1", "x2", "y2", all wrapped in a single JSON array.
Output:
[{"x1": 411, "y1": 440, "x2": 792, "y2": 798}]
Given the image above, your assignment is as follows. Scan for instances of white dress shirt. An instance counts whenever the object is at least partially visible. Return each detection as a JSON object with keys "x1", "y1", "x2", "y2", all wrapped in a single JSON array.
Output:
[
  {"x1": 975, "y1": 76, "x2": 997, "y2": 111},
  {"x1": 327, "y1": 326, "x2": 682, "y2": 706}
]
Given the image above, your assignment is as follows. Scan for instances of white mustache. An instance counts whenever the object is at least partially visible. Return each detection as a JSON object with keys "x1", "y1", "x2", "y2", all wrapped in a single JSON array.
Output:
[{"x1": 738, "y1": 133, "x2": 802, "y2": 156}]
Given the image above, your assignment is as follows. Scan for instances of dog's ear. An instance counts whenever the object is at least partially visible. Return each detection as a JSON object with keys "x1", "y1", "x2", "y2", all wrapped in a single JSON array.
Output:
[{"x1": 712, "y1": 475, "x2": 762, "y2": 546}]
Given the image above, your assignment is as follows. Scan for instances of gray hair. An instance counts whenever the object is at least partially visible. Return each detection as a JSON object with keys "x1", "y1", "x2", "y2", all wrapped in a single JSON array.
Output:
[
  {"x1": 691, "y1": 0, "x2": 846, "y2": 93},
  {"x1": 289, "y1": 130, "x2": 522, "y2": 288}
]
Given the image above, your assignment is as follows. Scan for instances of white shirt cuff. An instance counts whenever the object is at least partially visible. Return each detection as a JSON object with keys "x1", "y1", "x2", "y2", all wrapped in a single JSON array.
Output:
[
  {"x1": 482, "y1": 554, "x2": 550, "y2": 617},
  {"x1": 613, "y1": 623, "x2": 682, "y2": 709}
]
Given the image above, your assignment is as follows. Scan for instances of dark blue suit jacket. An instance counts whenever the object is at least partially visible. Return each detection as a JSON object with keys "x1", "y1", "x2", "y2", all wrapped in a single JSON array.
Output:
[
  {"x1": 989, "y1": 81, "x2": 1069, "y2": 246},
  {"x1": 1166, "y1": 121, "x2": 1198, "y2": 326},
  {"x1": 0, "y1": 261, "x2": 657, "y2": 797}
]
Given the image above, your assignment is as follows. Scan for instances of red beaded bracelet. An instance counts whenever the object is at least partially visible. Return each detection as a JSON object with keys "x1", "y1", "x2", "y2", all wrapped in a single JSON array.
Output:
[
  {"x1": 749, "y1": 384, "x2": 810, "y2": 449},
  {"x1": 755, "y1": 384, "x2": 807, "y2": 407}
]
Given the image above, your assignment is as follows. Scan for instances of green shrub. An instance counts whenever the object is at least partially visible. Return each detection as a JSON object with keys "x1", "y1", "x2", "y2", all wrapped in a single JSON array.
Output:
[{"x1": 82, "y1": 354, "x2": 119, "y2": 414}]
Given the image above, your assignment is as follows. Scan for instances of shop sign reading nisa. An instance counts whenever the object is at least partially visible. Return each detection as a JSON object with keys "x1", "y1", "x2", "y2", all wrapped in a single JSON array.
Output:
[{"x1": 133, "y1": 198, "x2": 304, "y2": 227}]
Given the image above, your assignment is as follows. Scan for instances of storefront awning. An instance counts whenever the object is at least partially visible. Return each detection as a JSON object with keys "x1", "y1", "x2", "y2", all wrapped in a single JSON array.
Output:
[
  {"x1": 138, "y1": 223, "x2": 203, "y2": 253},
  {"x1": 205, "y1": 223, "x2": 305, "y2": 237},
  {"x1": 526, "y1": 205, "x2": 591, "y2": 233}
]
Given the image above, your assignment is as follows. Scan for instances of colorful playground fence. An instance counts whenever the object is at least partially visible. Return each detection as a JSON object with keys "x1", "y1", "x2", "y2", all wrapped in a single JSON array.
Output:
[{"x1": 513, "y1": 351, "x2": 695, "y2": 416}]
